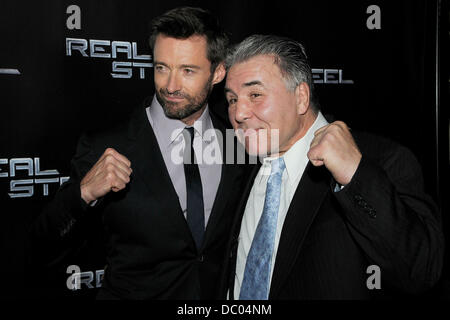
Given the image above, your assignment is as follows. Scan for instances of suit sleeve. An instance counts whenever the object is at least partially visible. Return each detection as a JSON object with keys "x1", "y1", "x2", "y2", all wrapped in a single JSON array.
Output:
[
  {"x1": 333, "y1": 146, "x2": 444, "y2": 294},
  {"x1": 31, "y1": 133, "x2": 100, "y2": 243}
]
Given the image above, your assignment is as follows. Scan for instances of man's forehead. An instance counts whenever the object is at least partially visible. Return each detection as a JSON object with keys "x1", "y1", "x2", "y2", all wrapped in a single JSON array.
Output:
[
  {"x1": 154, "y1": 34, "x2": 208, "y2": 55},
  {"x1": 153, "y1": 34, "x2": 210, "y2": 66},
  {"x1": 226, "y1": 57, "x2": 279, "y2": 90},
  {"x1": 155, "y1": 33, "x2": 207, "y2": 44},
  {"x1": 225, "y1": 78, "x2": 266, "y2": 95}
]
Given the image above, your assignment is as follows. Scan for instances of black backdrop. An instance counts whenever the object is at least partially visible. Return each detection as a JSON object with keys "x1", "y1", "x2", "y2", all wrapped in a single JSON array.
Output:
[{"x1": 0, "y1": 0, "x2": 448, "y2": 299}]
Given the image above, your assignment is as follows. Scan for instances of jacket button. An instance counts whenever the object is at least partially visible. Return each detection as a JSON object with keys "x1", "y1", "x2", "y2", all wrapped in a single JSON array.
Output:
[
  {"x1": 368, "y1": 209, "x2": 377, "y2": 219},
  {"x1": 357, "y1": 200, "x2": 366, "y2": 207},
  {"x1": 198, "y1": 255, "x2": 204, "y2": 262}
]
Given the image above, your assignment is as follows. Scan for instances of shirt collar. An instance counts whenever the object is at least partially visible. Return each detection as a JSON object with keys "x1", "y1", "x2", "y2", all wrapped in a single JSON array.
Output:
[
  {"x1": 192, "y1": 101, "x2": 213, "y2": 138},
  {"x1": 283, "y1": 111, "x2": 328, "y2": 186},
  {"x1": 147, "y1": 95, "x2": 212, "y2": 147}
]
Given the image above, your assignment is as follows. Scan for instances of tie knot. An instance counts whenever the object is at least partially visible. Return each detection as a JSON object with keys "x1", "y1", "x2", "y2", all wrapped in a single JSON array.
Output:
[
  {"x1": 183, "y1": 127, "x2": 195, "y2": 146},
  {"x1": 270, "y1": 157, "x2": 285, "y2": 175},
  {"x1": 184, "y1": 126, "x2": 195, "y2": 138}
]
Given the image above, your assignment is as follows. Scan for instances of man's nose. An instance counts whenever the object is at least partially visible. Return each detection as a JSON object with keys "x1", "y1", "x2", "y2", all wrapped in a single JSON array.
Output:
[
  {"x1": 166, "y1": 72, "x2": 181, "y2": 93},
  {"x1": 234, "y1": 100, "x2": 252, "y2": 123}
]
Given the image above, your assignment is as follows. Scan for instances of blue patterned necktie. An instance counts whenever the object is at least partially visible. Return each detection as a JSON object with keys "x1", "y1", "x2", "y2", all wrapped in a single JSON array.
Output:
[{"x1": 239, "y1": 157, "x2": 286, "y2": 300}]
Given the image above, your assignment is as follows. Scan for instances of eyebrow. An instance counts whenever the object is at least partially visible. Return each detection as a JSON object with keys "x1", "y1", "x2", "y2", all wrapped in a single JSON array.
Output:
[
  {"x1": 224, "y1": 87, "x2": 235, "y2": 95},
  {"x1": 180, "y1": 64, "x2": 201, "y2": 69},
  {"x1": 153, "y1": 61, "x2": 201, "y2": 69},
  {"x1": 243, "y1": 80, "x2": 264, "y2": 87},
  {"x1": 224, "y1": 80, "x2": 264, "y2": 95}
]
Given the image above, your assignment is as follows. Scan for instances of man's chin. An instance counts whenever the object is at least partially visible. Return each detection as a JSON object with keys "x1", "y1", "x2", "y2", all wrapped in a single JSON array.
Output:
[
  {"x1": 164, "y1": 103, "x2": 206, "y2": 121},
  {"x1": 157, "y1": 94, "x2": 182, "y2": 117},
  {"x1": 244, "y1": 143, "x2": 270, "y2": 158},
  {"x1": 163, "y1": 108, "x2": 182, "y2": 119},
  {"x1": 161, "y1": 102, "x2": 189, "y2": 119}
]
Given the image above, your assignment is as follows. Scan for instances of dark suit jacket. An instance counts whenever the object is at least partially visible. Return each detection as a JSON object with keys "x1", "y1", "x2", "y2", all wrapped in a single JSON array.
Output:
[
  {"x1": 223, "y1": 132, "x2": 444, "y2": 299},
  {"x1": 33, "y1": 98, "x2": 249, "y2": 299}
]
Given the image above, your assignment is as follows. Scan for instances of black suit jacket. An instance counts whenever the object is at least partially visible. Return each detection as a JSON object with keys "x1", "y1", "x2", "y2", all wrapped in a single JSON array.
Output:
[
  {"x1": 33, "y1": 98, "x2": 250, "y2": 299},
  {"x1": 224, "y1": 132, "x2": 444, "y2": 299}
]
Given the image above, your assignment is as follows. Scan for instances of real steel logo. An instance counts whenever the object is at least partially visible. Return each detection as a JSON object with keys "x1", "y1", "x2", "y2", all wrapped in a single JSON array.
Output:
[
  {"x1": 65, "y1": 38, "x2": 354, "y2": 84},
  {"x1": 65, "y1": 38, "x2": 153, "y2": 79},
  {"x1": 66, "y1": 265, "x2": 104, "y2": 291},
  {"x1": 0, "y1": 157, "x2": 69, "y2": 198},
  {"x1": 312, "y1": 68, "x2": 354, "y2": 84}
]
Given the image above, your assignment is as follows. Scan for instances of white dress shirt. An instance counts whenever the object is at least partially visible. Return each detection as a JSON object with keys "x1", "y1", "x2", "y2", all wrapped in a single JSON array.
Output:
[{"x1": 233, "y1": 112, "x2": 329, "y2": 299}]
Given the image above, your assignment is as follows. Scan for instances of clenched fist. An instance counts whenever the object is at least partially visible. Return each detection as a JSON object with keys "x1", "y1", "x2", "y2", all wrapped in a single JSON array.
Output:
[
  {"x1": 80, "y1": 148, "x2": 132, "y2": 204},
  {"x1": 307, "y1": 121, "x2": 361, "y2": 186}
]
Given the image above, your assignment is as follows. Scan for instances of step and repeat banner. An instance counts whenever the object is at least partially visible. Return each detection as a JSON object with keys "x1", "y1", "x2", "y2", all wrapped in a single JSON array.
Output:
[{"x1": 0, "y1": 0, "x2": 447, "y2": 299}]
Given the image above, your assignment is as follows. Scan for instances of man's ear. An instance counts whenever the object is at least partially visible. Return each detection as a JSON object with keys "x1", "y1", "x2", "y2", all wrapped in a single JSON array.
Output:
[
  {"x1": 211, "y1": 63, "x2": 226, "y2": 85},
  {"x1": 295, "y1": 82, "x2": 311, "y2": 115}
]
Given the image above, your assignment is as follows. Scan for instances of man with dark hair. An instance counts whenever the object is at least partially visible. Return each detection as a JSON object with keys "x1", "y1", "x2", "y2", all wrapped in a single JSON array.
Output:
[
  {"x1": 33, "y1": 7, "x2": 248, "y2": 299},
  {"x1": 149, "y1": 7, "x2": 228, "y2": 74},
  {"x1": 222, "y1": 34, "x2": 444, "y2": 299}
]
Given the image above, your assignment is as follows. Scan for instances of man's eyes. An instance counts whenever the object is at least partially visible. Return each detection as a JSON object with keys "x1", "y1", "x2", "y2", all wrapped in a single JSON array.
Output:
[
  {"x1": 155, "y1": 65, "x2": 167, "y2": 72},
  {"x1": 227, "y1": 93, "x2": 263, "y2": 105},
  {"x1": 184, "y1": 68, "x2": 196, "y2": 75},
  {"x1": 228, "y1": 98, "x2": 237, "y2": 104},
  {"x1": 154, "y1": 65, "x2": 198, "y2": 75}
]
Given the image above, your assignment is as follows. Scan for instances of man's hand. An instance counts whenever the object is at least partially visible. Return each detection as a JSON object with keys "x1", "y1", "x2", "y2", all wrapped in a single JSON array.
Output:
[
  {"x1": 80, "y1": 148, "x2": 132, "y2": 204},
  {"x1": 307, "y1": 121, "x2": 362, "y2": 186}
]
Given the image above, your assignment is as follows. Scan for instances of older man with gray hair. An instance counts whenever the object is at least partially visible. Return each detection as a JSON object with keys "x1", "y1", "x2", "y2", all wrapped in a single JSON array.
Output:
[{"x1": 222, "y1": 34, "x2": 443, "y2": 299}]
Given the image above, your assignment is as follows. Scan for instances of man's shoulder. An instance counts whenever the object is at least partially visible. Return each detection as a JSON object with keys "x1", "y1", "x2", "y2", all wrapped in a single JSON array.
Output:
[
  {"x1": 353, "y1": 131, "x2": 420, "y2": 171},
  {"x1": 78, "y1": 97, "x2": 152, "y2": 153},
  {"x1": 84, "y1": 112, "x2": 140, "y2": 144}
]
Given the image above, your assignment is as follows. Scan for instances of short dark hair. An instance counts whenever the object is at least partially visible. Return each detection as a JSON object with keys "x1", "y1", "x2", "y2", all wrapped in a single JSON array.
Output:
[{"x1": 149, "y1": 7, "x2": 229, "y2": 72}]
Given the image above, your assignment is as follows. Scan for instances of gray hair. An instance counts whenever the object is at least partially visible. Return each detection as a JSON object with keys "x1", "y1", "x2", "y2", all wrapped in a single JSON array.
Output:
[{"x1": 225, "y1": 34, "x2": 318, "y2": 111}]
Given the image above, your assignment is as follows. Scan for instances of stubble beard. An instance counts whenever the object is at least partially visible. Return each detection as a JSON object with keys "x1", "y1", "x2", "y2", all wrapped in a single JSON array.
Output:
[{"x1": 156, "y1": 76, "x2": 213, "y2": 120}]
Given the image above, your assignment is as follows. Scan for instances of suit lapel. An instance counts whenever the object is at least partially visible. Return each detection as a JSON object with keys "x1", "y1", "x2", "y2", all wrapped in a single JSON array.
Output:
[
  {"x1": 124, "y1": 107, "x2": 193, "y2": 242},
  {"x1": 122, "y1": 106, "x2": 256, "y2": 253},
  {"x1": 269, "y1": 163, "x2": 331, "y2": 298}
]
